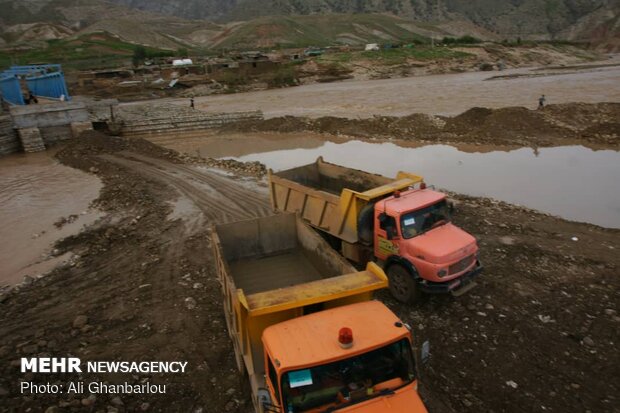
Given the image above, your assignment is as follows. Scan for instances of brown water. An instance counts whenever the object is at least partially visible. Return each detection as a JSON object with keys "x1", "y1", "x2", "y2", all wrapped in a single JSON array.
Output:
[
  {"x1": 173, "y1": 133, "x2": 620, "y2": 229},
  {"x1": 139, "y1": 62, "x2": 620, "y2": 119},
  {"x1": 0, "y1": 152, "x2": 103, "y2": 286}
]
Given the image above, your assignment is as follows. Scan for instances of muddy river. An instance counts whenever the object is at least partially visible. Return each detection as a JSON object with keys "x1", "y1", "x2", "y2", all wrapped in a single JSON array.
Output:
[
  {"x1": 0, "y1": 152, "x2": 102, "y2": 286},
  {"x1": 155, "y1": 62, "x2": 620, "y2": 119},
  {"x1": 170, "y1": 133, "x2": 620, "y2": 229}
]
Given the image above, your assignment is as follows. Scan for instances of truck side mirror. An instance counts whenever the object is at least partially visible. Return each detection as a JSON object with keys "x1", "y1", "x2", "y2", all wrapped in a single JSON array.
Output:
[
  {"x1": 257, "y1": 388, "x2": 280, "y2": 413},
  {"x1": 421, "y1": 340, "x2": 430, "y2": 365}
]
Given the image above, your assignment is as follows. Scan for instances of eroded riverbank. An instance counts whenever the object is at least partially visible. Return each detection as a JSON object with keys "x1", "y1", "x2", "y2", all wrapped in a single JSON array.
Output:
[{"x1": 0, "y1": 152, "x2": 103, "y2": 287}]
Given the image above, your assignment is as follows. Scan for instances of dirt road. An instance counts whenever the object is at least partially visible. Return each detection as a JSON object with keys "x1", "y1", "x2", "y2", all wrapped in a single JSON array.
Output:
[
  {"x1": 0, "y1": 133, "x2": 618, "y2": 412},
  {"x1": 135, "y1": 62, "x2": 620, "y2": 119},
  {"x1": 99, "y1": 152, "x2": 271, "y2": 224}
]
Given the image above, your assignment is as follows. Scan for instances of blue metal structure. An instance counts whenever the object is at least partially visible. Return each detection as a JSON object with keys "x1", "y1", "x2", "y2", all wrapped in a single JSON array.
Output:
[
  {"x1": 0, "y1": 64, "x2": 70, "y2": 105},
  {"x1": 27, "y1": 72, "x2": 70, "y2": 101},
  {"x1": 0, "y1": 74, "x2": 25, "y2": 105},
  {"x1": 2, "y1": 64, "x2": 63, "y2": 77}
]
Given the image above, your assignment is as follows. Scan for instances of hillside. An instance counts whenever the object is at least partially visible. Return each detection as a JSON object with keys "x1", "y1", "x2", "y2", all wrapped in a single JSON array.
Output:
[
  {"x1": 105, "y1": 0, "x2": 620, "y2": 40},
  {"x1": 208, "y1": 14, "x2": 434, "y2": 49},
  {"x1": 0, "y1": 0, "x2": 618, "y2": 52},
  {"x1": 0, "y1": 2, "x2": 478, "y2": 51},
  {"x1": 1, "y1": 0, "x2": 158, "y2": 26}
]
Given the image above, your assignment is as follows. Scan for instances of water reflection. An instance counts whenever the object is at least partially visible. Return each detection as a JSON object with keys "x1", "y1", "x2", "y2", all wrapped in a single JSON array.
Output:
[{"x1": 215, "y1": 137, "x2": 620, "y2": 228}]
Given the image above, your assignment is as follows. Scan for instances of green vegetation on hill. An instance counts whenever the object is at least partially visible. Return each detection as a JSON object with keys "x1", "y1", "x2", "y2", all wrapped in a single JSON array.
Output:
[
  {"x1": 319, "y1": 46, "x2": 472, "y2": 67},
  {"x1": 0, "y1": 33, "x2": 175, "y2": 70},
  {"x1": 442, "y1": 35, "x2": 481, "y2": 45}
]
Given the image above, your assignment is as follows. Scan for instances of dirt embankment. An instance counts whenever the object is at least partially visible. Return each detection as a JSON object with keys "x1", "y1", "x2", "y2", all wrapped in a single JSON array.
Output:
[
  {"x1": 0, "y1": 132, "x2": 618, "y2": 412},
  {"x1": 0, "y1": 132, "x2": 269, "y2": 412},
  {"x1": 220, "y1": 102, "x2": 620, "y2": 149}
]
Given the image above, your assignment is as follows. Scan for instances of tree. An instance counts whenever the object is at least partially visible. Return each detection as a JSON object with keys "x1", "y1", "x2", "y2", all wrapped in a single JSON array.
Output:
[{"x1": 132, "y1": 46, "x2": 147, "y2": 67}]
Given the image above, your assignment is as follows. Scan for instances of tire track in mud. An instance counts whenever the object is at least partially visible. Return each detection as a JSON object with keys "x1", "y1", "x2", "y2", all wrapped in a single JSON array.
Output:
[
  {"x1": 99, "y1": 153, "x2": 271, "y2": 223},
  {"x1": 122, "y1": 152, "x2": 271, "y2": 213}
]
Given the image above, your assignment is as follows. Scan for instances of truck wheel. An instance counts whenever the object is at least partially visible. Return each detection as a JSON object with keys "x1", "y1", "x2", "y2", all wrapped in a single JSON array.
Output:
[
  {"x1": 357, "y1": 203, "x2": 375, "y2": 246},
  {"x1": 387, "y1": 264, "x2": 420, "y2": 304}
]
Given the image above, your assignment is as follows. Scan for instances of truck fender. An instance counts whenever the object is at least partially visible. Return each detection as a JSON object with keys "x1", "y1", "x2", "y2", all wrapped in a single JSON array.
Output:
[{"x1": 385, "y1": 256, "x2": 419, "y2": 280}]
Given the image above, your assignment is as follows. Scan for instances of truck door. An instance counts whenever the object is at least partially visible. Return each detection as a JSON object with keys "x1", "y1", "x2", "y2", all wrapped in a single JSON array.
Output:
[
  {"x1": 261, "y1": 355, "x2": 281, "y2": 412},
  {"x1": 375, "y1": 212, "x2": 400, "y2": 260}
]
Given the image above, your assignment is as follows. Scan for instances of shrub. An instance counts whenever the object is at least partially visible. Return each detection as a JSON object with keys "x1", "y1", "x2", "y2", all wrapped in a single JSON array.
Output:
[
  {"x1": 443, "y1": 35, "x2": 481, "y2": 45},
  {"x1": 267, "y1": 66, "x2": 297, "y2": 87},
  {"x1": 218, "y1": 71, "x2": 249, "y2": 86}
]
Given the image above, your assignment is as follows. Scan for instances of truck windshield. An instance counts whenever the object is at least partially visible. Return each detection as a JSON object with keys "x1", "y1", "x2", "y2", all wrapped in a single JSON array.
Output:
[
  {"x1": 280, "y1": 338, "x2": 415, "y2": 412},
  {"x1": 400, "y1": 200, "x2": 450, "y2": 239}
]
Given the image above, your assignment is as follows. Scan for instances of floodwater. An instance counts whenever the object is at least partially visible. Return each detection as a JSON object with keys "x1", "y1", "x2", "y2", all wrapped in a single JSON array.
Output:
[
  {"x1": 179, "y1": 62, "x2": 620, "y2": 118},
  {"x1": 176, "y1": 133, "x2": 620, "y2": 228},
  {"x1": 0, "y1": 152, "x2": 103, "y2": 286}
]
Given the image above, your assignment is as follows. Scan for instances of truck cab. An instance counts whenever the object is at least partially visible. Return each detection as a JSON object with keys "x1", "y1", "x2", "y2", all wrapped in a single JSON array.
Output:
[
  {"x1": 260, "y1": 301, "x2": 428, "y2": 413},
  {"x1": 374, "y1": 187, "x2": 482, "y2": 302}
]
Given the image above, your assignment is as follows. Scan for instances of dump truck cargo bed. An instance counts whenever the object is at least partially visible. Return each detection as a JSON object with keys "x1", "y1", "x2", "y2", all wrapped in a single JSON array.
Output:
[
  {"x1": 211, "y1": 213, "x2": 388, "y2": 411},
  {"x1": 268, "y1": 157, "x2": 423, "y2": 243},
  {"x1": 214, "y1": 211, "x2": 354, "y2": 293},
  {"x1": 229, "y1": 249, "x2": 322, "y2": 295}
]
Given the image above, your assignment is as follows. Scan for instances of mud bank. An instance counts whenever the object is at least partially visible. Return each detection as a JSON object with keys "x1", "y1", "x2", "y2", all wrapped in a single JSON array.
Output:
[
  {"x1": 0, "y1": 152, "x2": 103, "y2": 287},
  {"x1": 0, "y1": 133, "x2": 617, "y2": 412},
  {"x1": 219, "y1": 102, "x2": 620, "y2": 149}
]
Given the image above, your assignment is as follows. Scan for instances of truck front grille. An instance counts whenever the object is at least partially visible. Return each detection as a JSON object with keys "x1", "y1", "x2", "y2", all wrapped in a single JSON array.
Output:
[{"x1": 449, "y1": 254, "x2": 475, "y2": 275}]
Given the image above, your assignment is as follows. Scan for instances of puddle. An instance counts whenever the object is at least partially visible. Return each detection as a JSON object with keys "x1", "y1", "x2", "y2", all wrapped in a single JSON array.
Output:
[
  {"x1": 167, "y1": 196, "x2": 204, "y2": 231},
  {"x1": 0, "y1": 152, "x2": 103, "y2": 286},
  {"x1": 187, "y1": 134, "x2": 620, "y2": 228},
  {"x1": 167, "y1": 132, "x2": 331, "y2": 158}
]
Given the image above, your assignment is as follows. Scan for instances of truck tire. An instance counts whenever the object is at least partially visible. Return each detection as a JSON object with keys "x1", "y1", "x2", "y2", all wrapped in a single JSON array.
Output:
[
  {"x1": 357, "y1": 203, "x2": 375, "y2": 246},
  {"x1": 387, "y1": 264, "x2": 420, "y2": 304}
]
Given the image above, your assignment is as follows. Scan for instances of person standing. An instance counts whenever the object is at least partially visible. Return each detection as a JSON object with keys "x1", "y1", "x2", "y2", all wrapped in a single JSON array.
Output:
[
  {"x1": 190, "y1": 97, "x2": 195, "y2": 109},
  {"x1": 538, "y1": 94, "x2": 546, "y2": 110}
]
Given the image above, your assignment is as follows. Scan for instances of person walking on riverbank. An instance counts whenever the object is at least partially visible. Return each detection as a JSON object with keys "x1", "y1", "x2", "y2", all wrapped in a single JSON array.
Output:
[{"x1": 538, "y1": 94, "x2": 546, "y2": 110}]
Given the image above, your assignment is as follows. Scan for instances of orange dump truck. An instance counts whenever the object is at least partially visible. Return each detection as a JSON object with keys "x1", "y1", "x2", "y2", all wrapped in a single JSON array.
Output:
[
  {"x1": 212, "y1": 213, "x2": 428, "y2": 413},
  {"x1": 268, "y1": 157, "x2": 483, "y2": 303}
]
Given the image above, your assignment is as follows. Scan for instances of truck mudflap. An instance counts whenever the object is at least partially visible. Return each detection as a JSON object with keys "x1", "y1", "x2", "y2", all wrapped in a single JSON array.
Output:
[{"x1": 417, "y1": 260, "x2": 483, "y2": 295}]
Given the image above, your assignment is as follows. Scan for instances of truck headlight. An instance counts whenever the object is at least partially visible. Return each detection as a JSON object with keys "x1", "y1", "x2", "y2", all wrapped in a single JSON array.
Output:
[{"x1": 437, "y1": 269, "x2": 447, "y2": 277}]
